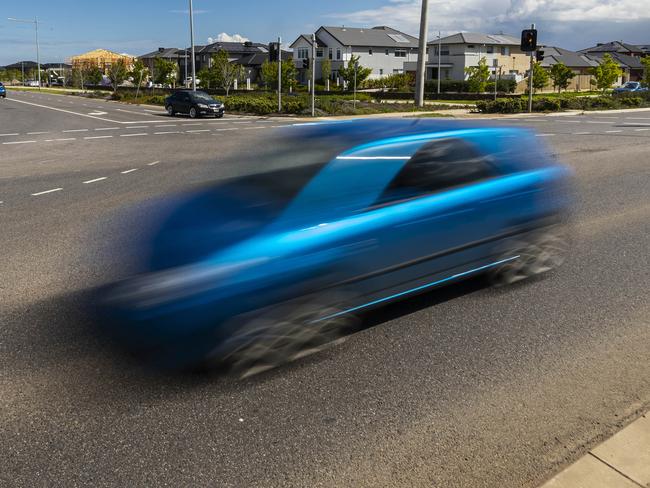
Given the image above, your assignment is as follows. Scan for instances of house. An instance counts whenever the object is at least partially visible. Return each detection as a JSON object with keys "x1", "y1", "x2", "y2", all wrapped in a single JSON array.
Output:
[
  {"x1": 69, "y1": 49, "x2": 135, "y2": 74},
  {"x1": 585, "y1": 52, "x2": 645, "y2": 83},
  {"x1": 540, "y1": 47, "x2": 598, "y2": 91},
  {"x1": 426, "y1": 32, "x2": 531, "y2": 82},
  {"x1": 579, "y1": 41, "x2": 645, "y2": 57},
  {"x1": 139, "y1": 47, "x2": 186, "y2": 79},
  {"x1": 290, "y1": 26, "x2": 420, "y2": 84}
]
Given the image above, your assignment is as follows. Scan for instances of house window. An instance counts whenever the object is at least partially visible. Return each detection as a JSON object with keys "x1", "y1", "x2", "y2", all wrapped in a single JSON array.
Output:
[
  {"x1": 297, "y1": 48, "x2": 309, "y2": 59},
  {"x1": 379, "y1": 68, "x2": 384, "y2": 75},
  {"x1": 393, "y1": 69, "x2": 403, "y2": 74},
  {"x1": 328, "y1": 48, "x2": 333, "y2": 60},
  {"x1": 467, "y1": 45, "x2": 475, "y2": 49},
  {"x1": 395, "y1": 49, "x2": 406, "y2": 57},
  {"x1": 385, "y1": 48, "x2": 390, "y2": 55},
  {"x1": 336, "y1": 48, "x2": 341, "y2": 60},
  {"x1": 441, "y1": 47, "x2": 450, "y2": 55},
  {"x1": 369, "y1": 47, "x2": 373, "y2": 55},
  {"x1": 486, "y1": 46, "x2": 494, "y2": 54},
  {"x1": 316, "y1": 48, "x2": 323, "y2": 58},
  {"x1": 501, "y1": 46, "x2": 509, "y2": 55}
]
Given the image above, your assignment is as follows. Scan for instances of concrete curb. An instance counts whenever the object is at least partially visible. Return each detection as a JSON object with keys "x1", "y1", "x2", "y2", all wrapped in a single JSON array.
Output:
[{"x1": 540, "y1": 411, "x2": 650, "y2": 488}]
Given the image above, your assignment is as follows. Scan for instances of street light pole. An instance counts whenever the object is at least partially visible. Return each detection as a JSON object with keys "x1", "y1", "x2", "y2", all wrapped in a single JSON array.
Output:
[
  {"x1": 189, "y1": 0, "x2": 196, "y2": 91},
  {"x1": 311, "y1": 33, "x2": 316, "y2": 117},
  {"x1": 414, "y1": 0, "x2": 429, "y2": 107},
  {"x1": 8, "y1": 17, "x2": 42, "y2": 90},
  {"x1": 278, "y1": 36, "x2": 282, "y2": 113},
  {"x1": 437, "y1": 31, "x2": 441, "y2": 94}
]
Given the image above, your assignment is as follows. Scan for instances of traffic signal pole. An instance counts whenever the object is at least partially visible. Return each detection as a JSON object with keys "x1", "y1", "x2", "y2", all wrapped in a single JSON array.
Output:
[
  {"x1": 311, "y1": 34, "x2": 316, "y2": 117},
  {"x1": 528, "y1": 23, "x2": 535, "y2": 113},
  {"x1": 278, "y1": 37, "x2": 282, "y2": 113}
]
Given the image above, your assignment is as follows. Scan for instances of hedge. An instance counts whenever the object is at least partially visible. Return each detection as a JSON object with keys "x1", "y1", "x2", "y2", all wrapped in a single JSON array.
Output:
[{"x1": 476, "y1": 93, "x2": 650, "y2": 113}]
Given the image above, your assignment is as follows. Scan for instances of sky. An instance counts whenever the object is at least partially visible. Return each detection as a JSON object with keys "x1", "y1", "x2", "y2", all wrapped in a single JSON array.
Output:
[{"x1": 1, "y1": 0, "x2": 650, "y2": 65}]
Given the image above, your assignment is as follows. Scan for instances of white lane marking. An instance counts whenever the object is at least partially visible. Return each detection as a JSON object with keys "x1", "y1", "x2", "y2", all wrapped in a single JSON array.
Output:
[
  {"x1": 32, "y1": 188, "x2": 63, "y2": 196},
  {"x1": 605, "y1": 130, "x2": 623, "y2": 133},
  {"x1": 88, "y1": 111, "x2": 108, "y2": 115},
  {"x1": 148, "y1": 161, "x2": 160, "y2": 166},
  {"x1": 186, "y1": 129, "x2": 210, "y2": 133},
  {"x1": 84, "y1": 135, "x2": 113, "y2": 140},
  {"x1": 215, "y1": 128, "x2": 237, "y2": 131},
  {"x1": 626, "y1": 117, "x2": 650, "y2": 120},
  {"x1": 586, "y1": 121, "x2": 613, "y2": 124},
  {"x1": 243, "y1": 127, "x2": 266, "y2": 130},
  {"x1": 95, "y1": 127, "x2": 119, "y2": 131},
  {"x1": 535, "y1": 133, "x2": 555, "y2": 137},
  {"x1": 144, "y1": 109, "x2": 164, "y2": 113},
  {"x1": 3, "y1": 140, "x2": 36, "y2": 145},
  {"x1": 63, "y1": 129, "x2": 88, "y2": 133},
  {"x1": 594, "y1": 116, "x2": 619, "y2": 120},
  {"x1": 120, "y1": 133, "x2": 148, "y2": 137},
  {"x1": 182, "y1": 123, "x2": 203, "y2": 126},
  {"x1": 573, "y1": 132, "x2": 591, "y2": 135},
  {"x1": 156, "y1": 124, "x2": 177, "y2": 127},
  {"x1": 558, "y1": 120, "x2": 582, "y2": 123},
  {"x1": 4, "y1": 98, "x2": 119, "y2": 122},
  {"x1": 115, "y1": 108, "x2": 160, "y2": 117},
  {"x1": 121, "y1": 168, "x2": 138, "y2": 174},
  {"x1": 336, "y1": 156, "x2": 411, "y2": 160},
  {"x1": 27, "y1": 131, "x2": 49, "y2": 135},
  {"x1": 126, "y1": 125, "x2": 148, "y2": 129},
  {"x1": 83, "y1": 177, "x2": 107, "y2": 184},
  {"x1": 0, "y1": 133, "x2": 20, "y2": 137},
  {"x1": 53, "y1": 138, "x2": 76, "y2": 141},
  {"x1": 154, "y1": 131, "x2": 180, "y2": 135},
  {"x1": 233, "y1": 121, "x2": 252, "y2": 124},
  {"x1": 635, "y1": 128, "x2": 650, "y2": 131}
]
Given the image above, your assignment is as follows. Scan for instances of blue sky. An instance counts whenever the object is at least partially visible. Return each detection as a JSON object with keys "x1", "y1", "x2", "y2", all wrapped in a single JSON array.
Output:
[{"x1": 2, "y1": 0, "x2": 649, "y2": 65}]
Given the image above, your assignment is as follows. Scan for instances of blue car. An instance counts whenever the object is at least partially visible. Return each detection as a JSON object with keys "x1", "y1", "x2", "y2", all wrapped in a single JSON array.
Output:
[
  {"x1": 613, "y1": 81, "x2": 648, "y2": 93},
  {"x1": 0, "y1": 82, "x2": 6, "y2": 98},
  {"x1": 97, "y1": 120, "x2": 571, "y2": 376}
]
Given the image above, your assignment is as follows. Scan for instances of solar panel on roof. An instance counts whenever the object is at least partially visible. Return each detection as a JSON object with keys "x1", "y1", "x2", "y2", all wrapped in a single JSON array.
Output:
[{"x1": 387, "y1": 33, "x2": 410, "y2": 43}]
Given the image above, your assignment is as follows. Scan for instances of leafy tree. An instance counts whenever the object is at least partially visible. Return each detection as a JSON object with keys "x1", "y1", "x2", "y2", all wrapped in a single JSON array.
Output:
[
  {"x1": 197, "y1": 67, "x2": 212, "y2": 88},
  {"x1": 465, "y1": 57, "x2": 490, "y2": 92},
  {"x1": 590, "y1": 53, "x2": 622, "y2": 92},
  {"x1": 640, "y1": 56, "x2": 650, "y2": 88},
  {"x1": 85, "y1": 65, "x2": 103, "y2": 86},
  {"x1": 260, "y1": 60, "x2": 298, "y2": 91},
  {"x1": 108, "y1": 59, "x2": 129, "y2": 91},
  {"x1": 338, "y1": 55, "x2": 372, "y2": 88},
  {"x1": 210, "y1": 50, "x2": 244, "y2": 96},
  {"x1": 549, "y1": 62, "x2": 575, "y2": 92},
  {"x1": 532, "y1": 62, "x2": 550, "y2": 93},
  {"x1": 129, "y1": 59, "x2": 149, "y2": 86},
  {"x1": 153, "y1": 58, "x2": 178, "y2": 87},
  {"x1": 321, "y1": 58, "x2": 332, "y2": 82}
]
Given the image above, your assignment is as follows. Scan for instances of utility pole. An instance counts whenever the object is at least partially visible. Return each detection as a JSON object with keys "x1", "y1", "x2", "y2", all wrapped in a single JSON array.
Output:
[
  {"x1": 278, "y1": 36, "x2": 282, "y2": 113},
  {"x1": 437, "y1": 31, "x2": 441, "y2": 94},
  {"x1": 353, "y1": 58, "x2": 358, "y2": 109},
  {"x1": 414, "y1": 0, "x2": 429, "y2": 107},
  {"x1": 8, "y1": 17, "x2": 42, "y2": 90},
  {"x1": 311, "y1": 33, "x2": 316, "y2": 117},
  {"x1": 189, "y1": 0, "x2": 196, "y2": 91},
  {"x1": 528, "y1": 23, "x2": 535, "y2": 113}
]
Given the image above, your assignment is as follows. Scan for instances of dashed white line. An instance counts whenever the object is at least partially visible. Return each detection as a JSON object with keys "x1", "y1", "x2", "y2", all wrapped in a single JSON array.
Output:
[
  {"x1": 574, "y1": 132, "x2": 591, "y2": 135},
  {"x1": 233, "y1": 121, "x2": 252, "y2": 124},
  {"x1": 182, "y1": 123, "x2": 203, "y2": 126},
  {"x1": 215, "y1": 128, "x2": 237, "y2": 131},
  {"x1": 62, "y1": 129, "x2": 89, "y2": 133},
  {"x1": 121, "y1": 168, "x2": 138, "y2": 174},
  {"x1": 586, "y1": 121, "x2": 612, "y2": 124},
  {"x1": 147, "y1": 161, "x2": 161, "y2": 166},
  {"x1": 27, "y1": 131, "x2": 49, "y2": 135},
  {"x1": 84, "y1": 135, "x2": 114, "y2": 140},
  {"x1": 186, "y1": 129, "x2": 211, "y2": 133},
  {"x1": 635, "y1": 128, "x2": 650, "y2": 131},
  {"x1": 243, "y1": 127, "x2": 267, "y2": 130},
  {"x1": 53, "y1": 138, "x2": 76, "y2": 141},
  {"x1": 0, "y1": 133, "x2": 20, "y2": 137},
  {"x1": 32, "y1": 188, "x2": 63, "y2": 196},
  {"x1": 535, "y1": 133, "x2": 555, "y2": 137},
  {"x1": 156, "y1": 124, "x2": 177, "y2": 128},
  {"x1": 126, "y1": 126, "x2": 149, "y2": 129},
  {"x1": 95, "y1": 127, "x2": 119, "y2": 131},
  {"x1": 154, "y1": 131, "x2": 180, "y2": 135},
  {"x1": 3, "y1": 140, "x2": 36, "y2": 145},
  {"x1": 120, "y1": 133, "x2": 148, "y2": 137},
  {"x1": 83, "y1": 177, "x2": 107, "y2": 184},
  {"x1": 605, "y1": 130, "x2": 623, "y2": 133}
]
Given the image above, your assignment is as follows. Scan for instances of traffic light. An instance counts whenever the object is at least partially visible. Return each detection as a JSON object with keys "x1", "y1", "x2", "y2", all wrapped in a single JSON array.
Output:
[
  {"x1": 536, "y1": 50, "x2": 545, "y2": 62},
  {"x1": 302, "y1": 58, "x2": 309, "y2": 69},
  {"x1": 268, "y1": 42, "x2": 278, "y2": 62},
  {"x1": 520, "y1": 29, "x2": 537, "y2": 52}
]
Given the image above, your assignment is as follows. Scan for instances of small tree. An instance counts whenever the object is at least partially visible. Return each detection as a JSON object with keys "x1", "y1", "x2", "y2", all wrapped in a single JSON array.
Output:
[
  {"x1": 197, "y1": 67, "x2": 212, "y2": 88},
  {"x1": 153, "y1": 58, "x2": 178, "y2": 87},
  {"x1": 590, "y1": 53, "x2": 622, "y2": 92},
  {"x1": 108, "y1": 59, "x2": 128, "y2": 92},
  {"x1": 338, "y1": 55, "x2": 372, "y2": 88},
  {"x1": 261, "y1": 60, "x2": 298, "y2": 91},
  {"x1": 85, "y1": 65, "x2": 103, "y2": 86},
  {"x1": 210, "y1": 50, "x2": 244, "y2": 96},
  {"x1": 532, "y1": 62, "x2": 550, "y2": 93},
  {"x1": 465, "y1": 57, "x2": 490, "y2": 92},
  {"x1": 640, "y1": 56, "x2": 650, "y2": 88},
  {"x1": 549, "y1": 62, "x2": 575, "y2": 92},
  {"x1": 129, "y1": 59, "x2": 149, "y2": 86},
  {"x1": 321, "y1": 58, "x2": 332, "y2": 83}
]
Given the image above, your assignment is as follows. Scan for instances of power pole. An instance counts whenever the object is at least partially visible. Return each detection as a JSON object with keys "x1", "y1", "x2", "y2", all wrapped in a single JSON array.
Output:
[
  {"x1": 311, "y1": 33, "x2": 316, "y2": 117},
  {"x1": 414, "y1": 0, "x2": 429, "y2": 107},
  {"x1": 528, "y1": 23, "x2": 535, "y2": 113},
  {"x1": 278, "y1": 36, "x2": 282, "y2": 113},
  {"x1": 189, "y1": 0, "x2": 197, "y2": 91},
  {"x1": 8, "y1": 17, "x2": 42, "y2": 90}
]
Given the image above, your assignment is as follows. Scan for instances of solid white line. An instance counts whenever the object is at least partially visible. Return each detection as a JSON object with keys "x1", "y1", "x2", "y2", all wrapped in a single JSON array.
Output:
[
  {"x1": 148, "y1": 161, "x2": 161, "y2": 166},
  {"x1": 27, "y1": 131, "x2": 49, "y2": 135},
  {"x1": 0, "y1": 133, "x2": 20, "y2": 137},
  {"x1": 120, "y1": 133, "x2": 148, "y2": 137},
  {"x1": 95, "y1": 127, "x2": 119, "y2": 131},
  {"x1": 154, "y1": 131, "x2": 180, "y2": 135},
  {"x1": 84, "y1": 135, "x2": 113, "y2": 140},
  {"x1": 336, "y1": 156, "x2": 411, "y2": 160},
  {"x1": 121, "y1": 168, "x2": 138, "y2": 174},
  {"x1": 32, "y1": 188, "x2": 63, "y2": 196},
  {"x1": 3, "y1": 140, "x2": 36, "y2": 145},
  {"x1": 605, "y1": 130, "x2": 623, "y2": 133},
  {"x1": 626, "y1": 117, "x2": 650, "y2": 120},
  {"x1": 186, "y1": 129, "x2": 211, "y2": 133},
  {"x1": 63, "y1": 129, "x2": 88, "y2": 133},
  {"x1": 83, "y1": 177, "x2": 107, "y2": 184},
  {"x1": 635, "y1": 128, "x2": 650, "y2": 131},
  {"x1": 574, "y1": 132, "x2": 591, "y2": 135}
]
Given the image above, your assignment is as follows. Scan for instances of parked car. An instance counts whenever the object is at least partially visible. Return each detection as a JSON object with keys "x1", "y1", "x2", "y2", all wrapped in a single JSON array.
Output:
[
  {"x1": 94, "y1": 119, "x2": 572, "y2": 376},
  {"x1": 164, "y1": 89, "x2": 225, "y2": 118},
  {"x1": 613, "y1": 81, "x2": 648, "y2": 93},
  {"x1": 24, "y1": 80, "x2": 40, "y2": 87},
  {"x1": 0, "y1": 82, "x2": 6, "y2": 98}
]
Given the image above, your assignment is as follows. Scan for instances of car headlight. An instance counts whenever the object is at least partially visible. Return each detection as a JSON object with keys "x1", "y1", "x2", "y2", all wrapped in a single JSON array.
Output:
[{"x1": 197, "y1": 103, "x2": 209, "y2": 108}]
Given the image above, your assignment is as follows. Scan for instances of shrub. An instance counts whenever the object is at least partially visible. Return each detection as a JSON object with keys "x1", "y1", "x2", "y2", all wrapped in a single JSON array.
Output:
[
  {"x1": 532, "y1": 98, "x2": 561, "y2": 112},
  {"x1": 476, "y1": 98, "x2": 525, "y2": 113}
]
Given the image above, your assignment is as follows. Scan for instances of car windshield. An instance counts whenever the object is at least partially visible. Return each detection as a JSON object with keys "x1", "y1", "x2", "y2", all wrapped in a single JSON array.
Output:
[
  {"x1": 624, "y1": 82, "x2": 638, "y2": 88},
  {"x1": 190, "y1": 92, "x2": 217, "y2": 103}
]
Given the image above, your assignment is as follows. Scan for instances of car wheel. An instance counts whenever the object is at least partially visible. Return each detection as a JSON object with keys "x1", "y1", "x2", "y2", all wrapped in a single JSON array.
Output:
[
  {"x1": 216, "y1": 113, "x2": 224, "y2": 119},
  {"x1": 220, "y1": 293, "x2": 357, "y2": 378},
  {"x1": 490, "y1": 228, "x2": 568, "y2": 286},
  {"x1": 166, "y1": 105, "x2": 175, "y2": 116},
  {"x1": 189, "y1": 107, "x2": 198, "y2": 119}
]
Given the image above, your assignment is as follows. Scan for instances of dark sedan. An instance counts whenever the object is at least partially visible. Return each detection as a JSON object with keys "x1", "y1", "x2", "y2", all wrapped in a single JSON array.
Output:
[{"x1": 165, "y1": 90, "x2": 225, "y2": 118}]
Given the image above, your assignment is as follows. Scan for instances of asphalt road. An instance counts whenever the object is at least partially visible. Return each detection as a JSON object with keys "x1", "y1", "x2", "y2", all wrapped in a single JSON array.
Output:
[{"x1": 1, "y1": 90, "x2": 649, "y2": 487}]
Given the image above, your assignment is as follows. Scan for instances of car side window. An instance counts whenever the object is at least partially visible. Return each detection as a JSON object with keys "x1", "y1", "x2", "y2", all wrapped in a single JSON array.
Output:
[{"x1": 374, "y1": 138, "x2": 496, "y2": 207}]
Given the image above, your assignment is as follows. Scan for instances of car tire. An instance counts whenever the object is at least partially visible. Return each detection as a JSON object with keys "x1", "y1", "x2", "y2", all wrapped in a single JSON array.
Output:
[
  {"x1": 216, "y1": 113, "x2": 224, "y2": 119},
  {"x1": 218, "y1": 292, "x2": 357, "y2": 378},
  {"x1": 189, "y1": 107, "x2": 198, "y2": 119},
  {"x1": 166, "y1": 105, "x2": 175, "y2": 116}
]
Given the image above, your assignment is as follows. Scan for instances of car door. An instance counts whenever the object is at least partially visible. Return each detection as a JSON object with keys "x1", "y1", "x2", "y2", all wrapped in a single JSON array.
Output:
[{"x1": 176, "y1": 92, "x2": 191, "y2": 113}]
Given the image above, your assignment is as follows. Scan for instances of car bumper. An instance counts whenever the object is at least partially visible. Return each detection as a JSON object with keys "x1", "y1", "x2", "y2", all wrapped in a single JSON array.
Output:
[{"x1": 199, "y1": 107, "x2": 224, "y2": 116}]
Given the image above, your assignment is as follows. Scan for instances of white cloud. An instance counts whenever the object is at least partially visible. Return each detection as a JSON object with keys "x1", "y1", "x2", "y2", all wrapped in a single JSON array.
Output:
[{"x1": 207, "y1": 33, "x2": 250, "y2": 44}]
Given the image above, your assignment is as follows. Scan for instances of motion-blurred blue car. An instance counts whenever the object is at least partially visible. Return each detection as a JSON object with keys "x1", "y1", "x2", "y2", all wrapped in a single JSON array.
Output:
[
  {"x1": 98, "y1": 119, "x2": 571, "y2": 376},
  {"x1": 0, "y1": 82, "x2": 6, "y2": 98}
]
